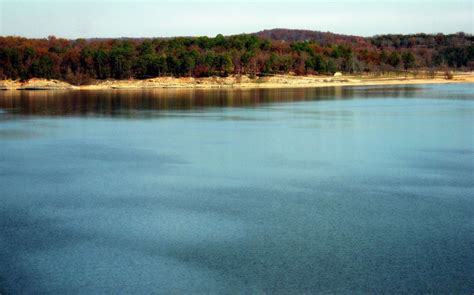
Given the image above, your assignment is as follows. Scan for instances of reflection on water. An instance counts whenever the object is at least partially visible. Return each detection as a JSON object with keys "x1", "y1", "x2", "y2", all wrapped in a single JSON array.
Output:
[
  {"x1": 0, "y1": 83, "x2": 473, "y2": 293},
  {"x1": 0, "y1": 85, "x2": 433, "y2": 117}
]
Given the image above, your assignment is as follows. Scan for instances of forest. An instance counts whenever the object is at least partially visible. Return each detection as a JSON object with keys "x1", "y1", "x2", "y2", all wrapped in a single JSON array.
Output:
[{"x1": 0, "y1": 29, "x2": 473, "y2": 85}]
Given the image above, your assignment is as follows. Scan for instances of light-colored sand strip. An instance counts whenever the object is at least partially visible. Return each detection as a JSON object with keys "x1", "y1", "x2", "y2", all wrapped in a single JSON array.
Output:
[{"x1": 1, "y1": 73, "x2": 473, "y2": 91}]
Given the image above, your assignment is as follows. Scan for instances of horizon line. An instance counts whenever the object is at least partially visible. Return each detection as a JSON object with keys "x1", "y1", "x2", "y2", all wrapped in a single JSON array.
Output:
[{"x1": 1, "y1": 28, "x2": 472, "y2": 40}]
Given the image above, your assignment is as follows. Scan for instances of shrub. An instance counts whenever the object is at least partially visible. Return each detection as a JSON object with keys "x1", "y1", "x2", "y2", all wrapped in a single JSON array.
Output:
[{"x1": 444, "y1": 71, "x2": 453, "y2": 80}]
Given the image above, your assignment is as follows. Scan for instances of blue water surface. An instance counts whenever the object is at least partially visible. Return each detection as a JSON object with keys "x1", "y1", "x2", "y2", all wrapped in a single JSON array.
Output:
[{"x1": 0, "y1": 84, "x2": 473, "y2": 293}]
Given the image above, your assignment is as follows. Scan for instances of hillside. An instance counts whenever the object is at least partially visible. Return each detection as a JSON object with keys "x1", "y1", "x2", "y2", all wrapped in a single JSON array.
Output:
[
  {"x1": 0, "y1": 29, "x2": 472, "y2": 85},
  {"x1": 252, "y1": 28, "x2": 365, "y2": 45}
]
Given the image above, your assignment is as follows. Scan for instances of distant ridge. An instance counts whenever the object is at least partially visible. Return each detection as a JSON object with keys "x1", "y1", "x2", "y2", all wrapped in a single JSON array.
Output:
[
  {"x1": 27, "y1": 28, "x2": 471, "y2": 45},
  {"x1": 250, "y1": 28, "x2": 472, "y2": 49},
  {"x1": 252, "y1": 28, "x2": 364, "y2": 44},
  {"x1": 79, "y1": 29, "x2": 361, "y2": 43}
]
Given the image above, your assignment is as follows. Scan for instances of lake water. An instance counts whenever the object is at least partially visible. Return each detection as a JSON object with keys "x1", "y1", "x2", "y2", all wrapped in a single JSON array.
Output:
[{"x1": 1, "y1": 84, "x2": 473, "y2": 293}]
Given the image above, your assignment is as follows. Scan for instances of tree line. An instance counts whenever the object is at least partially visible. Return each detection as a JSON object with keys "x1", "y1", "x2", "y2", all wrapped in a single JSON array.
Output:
[{"x1": 0, "y1": 31, "x2": 473, "y2": 84}]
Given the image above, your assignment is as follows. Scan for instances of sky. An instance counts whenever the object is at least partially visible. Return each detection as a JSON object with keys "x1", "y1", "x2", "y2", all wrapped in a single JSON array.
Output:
[{"x1": 0, "y1": 0, "x2": 472, "y2": 38}]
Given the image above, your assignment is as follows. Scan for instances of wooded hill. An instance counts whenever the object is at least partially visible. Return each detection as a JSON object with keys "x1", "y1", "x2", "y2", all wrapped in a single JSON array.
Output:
[{"x1": 1, "y1": 29, "x2": 472, "y2": 85}]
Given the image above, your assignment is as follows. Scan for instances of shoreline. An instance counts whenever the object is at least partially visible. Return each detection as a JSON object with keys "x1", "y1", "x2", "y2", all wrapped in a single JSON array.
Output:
[{"x1": 1, "y1": 73, "x2": 473, "y2": 91}]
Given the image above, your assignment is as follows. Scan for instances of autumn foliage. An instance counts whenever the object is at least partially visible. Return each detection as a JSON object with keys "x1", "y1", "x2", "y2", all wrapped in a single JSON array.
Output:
[{"x1": 0, "y1": 29, "x2": 472, "y2": 85}]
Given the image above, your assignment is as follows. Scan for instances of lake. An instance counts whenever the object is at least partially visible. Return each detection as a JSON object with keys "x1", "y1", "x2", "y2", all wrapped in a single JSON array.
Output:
[{"x1": 1, "y1": 84, "x2": 473, "y2": 293}]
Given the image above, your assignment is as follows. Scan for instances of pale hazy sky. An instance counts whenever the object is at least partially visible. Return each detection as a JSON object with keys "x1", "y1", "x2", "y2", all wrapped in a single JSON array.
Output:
[{"x1": 0, "y1": 0, "x2": 472, "y2": 38}]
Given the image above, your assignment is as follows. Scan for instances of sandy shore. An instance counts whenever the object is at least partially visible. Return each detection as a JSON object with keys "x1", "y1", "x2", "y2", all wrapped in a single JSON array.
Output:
[{"x1": 1, "y1": 73, "x2": 473, "y2": 91}]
